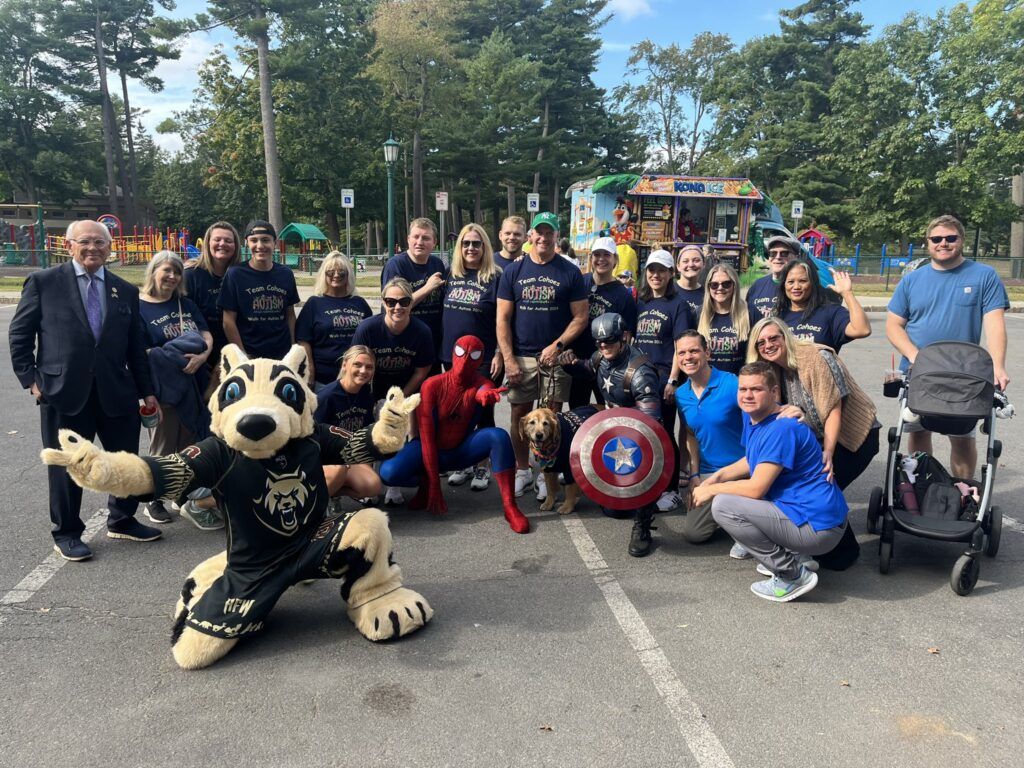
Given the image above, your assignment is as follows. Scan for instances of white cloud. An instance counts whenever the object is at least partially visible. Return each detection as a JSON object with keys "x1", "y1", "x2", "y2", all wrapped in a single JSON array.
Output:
[
  {"x1": 606, "y1": 0, "x2": 653, "y2": 20},
  {"x1": 127, "y1": 30, "x2": 242, "y2": 153},
  {"x1": 602, "y1": 41, "x2": 635, "y2": 52}
]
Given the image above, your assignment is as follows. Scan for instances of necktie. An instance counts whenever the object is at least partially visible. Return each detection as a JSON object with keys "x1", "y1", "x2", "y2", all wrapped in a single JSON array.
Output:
[{"x1": 86, "y1": 276, "x2": 102, "y2": 341}]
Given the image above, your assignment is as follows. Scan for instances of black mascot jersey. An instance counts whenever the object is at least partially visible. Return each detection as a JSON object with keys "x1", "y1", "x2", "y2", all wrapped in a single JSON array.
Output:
[{"x1": 142, "y1": 424, "x2": 385, "y2": 638}]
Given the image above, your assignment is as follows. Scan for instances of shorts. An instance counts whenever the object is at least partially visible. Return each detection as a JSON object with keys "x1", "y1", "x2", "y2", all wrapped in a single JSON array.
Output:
[
  {"x1": 184, "y1": 511, "x2": 357, "y2": 639},
  {"x1": 507, "y1": 355, "x2": 571, "y2": 405},
  {"x1": 903, "y1": 420, "x2": 976, "y2": 438}
]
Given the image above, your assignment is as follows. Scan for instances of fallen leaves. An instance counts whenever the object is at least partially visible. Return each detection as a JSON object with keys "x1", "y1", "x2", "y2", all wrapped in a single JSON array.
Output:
[
  {"x1": 840, "y1": 680, "x2": 851, "y2": 687},
  {"x1": 538, "y1": 725, "x2": 554, "y2": 732},
  {"x1": 927, "y1": 647, "x2": 940, "y2": 655}
]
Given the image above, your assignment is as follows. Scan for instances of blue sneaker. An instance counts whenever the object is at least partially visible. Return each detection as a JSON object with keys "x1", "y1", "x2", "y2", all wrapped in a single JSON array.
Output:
[
  {"x1": 53, "y1": 538, "x2": 92, "y2": 561},
  {"x1": 106, "y1": 518, "x2": 162, "y2": 542},
  {"x1": 750, "y1": 566, "x2": 818, "y2": 602},
  {"x1": 729, "y1": 543, "x2": 752, "y2": 560},
  {"x1": 757, "y1": 556, "x2": 819, "y2": 576}
]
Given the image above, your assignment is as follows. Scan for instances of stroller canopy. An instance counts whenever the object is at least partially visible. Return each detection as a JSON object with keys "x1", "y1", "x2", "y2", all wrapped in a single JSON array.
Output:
[{"x1": 908, "y1": 342, "x2": 995, "y2": 421}]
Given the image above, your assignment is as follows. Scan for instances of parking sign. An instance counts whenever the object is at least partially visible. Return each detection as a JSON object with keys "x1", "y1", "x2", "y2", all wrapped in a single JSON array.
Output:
[
  {"x1": 341, "y1": 189, "x2": 354, "y2": 209},
  {"x1": 527, "y1": 193, "x2": 540, "y2": 212},
  {"x1": 435, "y1": 191, "x2": 449, "y2": 211}
]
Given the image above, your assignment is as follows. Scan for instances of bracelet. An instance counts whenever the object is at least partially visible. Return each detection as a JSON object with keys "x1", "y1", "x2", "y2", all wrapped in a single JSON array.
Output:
[{"x1": 688, "y1": 472, "x2": 700, "y2": 479}]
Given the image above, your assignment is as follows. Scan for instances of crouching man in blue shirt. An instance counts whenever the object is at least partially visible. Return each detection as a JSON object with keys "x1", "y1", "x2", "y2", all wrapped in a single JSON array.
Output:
[{"x1": 691, "y1": 361, "x2": 848, "y2": 602}]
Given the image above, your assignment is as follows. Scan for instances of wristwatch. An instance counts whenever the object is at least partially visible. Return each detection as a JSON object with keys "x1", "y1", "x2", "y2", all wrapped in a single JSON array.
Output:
[
  {"x1": 668, "y1": 378, "x2": 680, "y2": 386},
  {"x1": 555, "y1": 340, "x2": 565, "y2": 350}
]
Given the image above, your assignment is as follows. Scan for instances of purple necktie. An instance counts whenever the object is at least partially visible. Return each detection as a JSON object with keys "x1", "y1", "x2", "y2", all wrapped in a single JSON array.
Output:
[{"x1": 86, "y1": 276, "x2": 102, "y2": 341}]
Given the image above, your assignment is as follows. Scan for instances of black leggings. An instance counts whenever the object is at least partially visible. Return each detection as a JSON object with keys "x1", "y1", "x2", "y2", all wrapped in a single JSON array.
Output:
[
  {"x1": 662, "y1": 398, "x2": 681, "y2": 493},
  {"x1": 833, "y1": 426, "x2": 880, "y2": 490}
]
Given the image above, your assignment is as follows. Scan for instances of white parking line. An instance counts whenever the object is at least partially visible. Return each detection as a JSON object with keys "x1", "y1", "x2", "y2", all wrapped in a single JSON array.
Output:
[
  {"x1": 0, "y1": 509, "x2": 107, "y2": 626},
  {"x1": 562, "y1": 516, "x2": 734, "y2": 768},
  {"x1": 1003, "y1": 515, "x2": 1024, "y2": 534}
]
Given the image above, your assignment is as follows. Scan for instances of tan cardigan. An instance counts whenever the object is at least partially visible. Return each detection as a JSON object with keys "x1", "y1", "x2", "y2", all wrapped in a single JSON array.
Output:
[{"x1": 784, "y1": 344, "x2": 877, "y2": 451}]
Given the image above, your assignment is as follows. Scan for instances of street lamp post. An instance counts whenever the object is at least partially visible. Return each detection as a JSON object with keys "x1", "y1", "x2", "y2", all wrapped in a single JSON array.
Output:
[{"x1": 383, "y1": 133, "x2": 400, "y2": 258}]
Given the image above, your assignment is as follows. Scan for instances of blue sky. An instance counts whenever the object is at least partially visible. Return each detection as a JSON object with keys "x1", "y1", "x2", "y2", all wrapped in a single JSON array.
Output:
[{"x1": 141, "y1": 0, "x2": 958, "y2": 153}]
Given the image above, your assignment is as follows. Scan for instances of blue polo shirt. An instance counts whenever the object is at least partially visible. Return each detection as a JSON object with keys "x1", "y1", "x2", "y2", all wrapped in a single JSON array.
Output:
[
  {"x1": 743, "y1": 412, "x2": 848, "y2": 531},
  {"x1": 675, "y1": 368, "x2": 744, "y2": 474}
]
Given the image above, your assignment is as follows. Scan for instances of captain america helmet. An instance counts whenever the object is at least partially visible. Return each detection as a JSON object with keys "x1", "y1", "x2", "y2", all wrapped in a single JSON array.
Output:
[{"x1": 591, "y1": 312, "x2": 626, "y2": 343}]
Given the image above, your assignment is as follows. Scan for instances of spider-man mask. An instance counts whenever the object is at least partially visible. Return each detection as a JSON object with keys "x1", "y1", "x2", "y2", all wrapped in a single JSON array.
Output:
[{"x1": 451, "y1": 335, "x2": 485, "y2": 385}]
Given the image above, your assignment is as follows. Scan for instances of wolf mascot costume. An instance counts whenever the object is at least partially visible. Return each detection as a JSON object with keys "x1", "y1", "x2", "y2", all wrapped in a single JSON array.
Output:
[{"x1": 41, "y1": 344, "x2": 432, "y2": 669}]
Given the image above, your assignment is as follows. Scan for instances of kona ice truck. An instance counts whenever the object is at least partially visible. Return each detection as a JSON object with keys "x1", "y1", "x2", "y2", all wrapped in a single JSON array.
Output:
[{"x1": 567, "y1": 173, "x2": 788, "y2": 272}]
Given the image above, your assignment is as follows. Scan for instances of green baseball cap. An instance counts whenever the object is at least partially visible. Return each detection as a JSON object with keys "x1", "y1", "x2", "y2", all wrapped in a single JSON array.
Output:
[{"x1": 531, "y1": 211, "x2": 560, "y2": 231}]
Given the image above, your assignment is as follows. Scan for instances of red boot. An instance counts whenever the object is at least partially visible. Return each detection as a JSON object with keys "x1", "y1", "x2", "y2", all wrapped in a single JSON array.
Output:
[{"x1": 494, "y1": 469, "x2": 530, "y2": 534}]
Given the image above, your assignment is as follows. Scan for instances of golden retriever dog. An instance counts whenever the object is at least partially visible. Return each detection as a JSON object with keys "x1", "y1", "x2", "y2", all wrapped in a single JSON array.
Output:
[{"x1": 519, "y1": 407, "x2": 582, "y2": 514}]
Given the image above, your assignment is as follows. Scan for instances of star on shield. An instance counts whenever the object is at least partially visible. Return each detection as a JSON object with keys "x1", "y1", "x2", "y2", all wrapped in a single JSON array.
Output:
[{"x1": 603, "y1": 438, "x2": 637, "y2": 472}]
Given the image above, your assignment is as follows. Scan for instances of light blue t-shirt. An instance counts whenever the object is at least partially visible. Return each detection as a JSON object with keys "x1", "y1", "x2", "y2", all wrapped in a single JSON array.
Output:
[
  {"x1": 676, "y1": 368, "x2": 744, "y2": 474},
  {"x1": 743, "y1": 412, "x2": 848, "y2": 532},
  {"x1": 888, "y1": 260, "x2": 1008, "y2": 367}
]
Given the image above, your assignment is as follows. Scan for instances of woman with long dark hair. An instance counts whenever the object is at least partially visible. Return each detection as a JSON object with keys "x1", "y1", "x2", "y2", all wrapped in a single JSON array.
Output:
[{"x1": 776, "y1": 258, "x2": 870, "y2": 352}]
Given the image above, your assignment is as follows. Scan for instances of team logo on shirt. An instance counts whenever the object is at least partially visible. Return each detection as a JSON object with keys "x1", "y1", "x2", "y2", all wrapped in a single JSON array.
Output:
[{"x1": 253, "y1": 468, "x2": 316, "y2": 536}]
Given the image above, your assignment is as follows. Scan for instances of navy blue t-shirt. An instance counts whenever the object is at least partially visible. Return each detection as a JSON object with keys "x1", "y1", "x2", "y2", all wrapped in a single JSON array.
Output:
[
  {"x1": 497, "y1": 256, "x2": 587, "y2": 356},
  {"x1": 494, "y1": 253, "x2": 518, "y2": 272},
  {"x1": 707, "y1": 310, "x2": 757, "y2": 375},
  {"x1": 139, "y1": 296, "x2": 209, "y2": 350},
  {"x1": 295, "y1": 295, "x2": 373, "y2": 385},
  {"x1": 781, "y1": 304, "x2": 851, "y2": 351},
  {"x1": 635, "y1": 293, "x2": 694, "y2": 380},
  {"x1": 313, "y1": 381, "x2": 376, "y2": 433},
  {"x1": 380, "y1": 252, "x2": 447, "y2": 353},
  {"x1": 574, "y1": 275, "x2": 639, "y2": 358},
  {"x1": 440, "y1": 268, "x2": 499, "y2": 364},
  {"x1": 746, "y1": 275, "x2": 780, "y2": 320},
  {"x1": 184, "y1": 266, "x2": 225, "y2": 349},
  {"x1": 351, "y1": 313, "x2": 434, "y2": 397},
  {"x1": 217, "y1": 262, "x2": 299, "y2": 360},
  {"x1": 678, "y1": 287, "x2": 705, "y2": 323}
]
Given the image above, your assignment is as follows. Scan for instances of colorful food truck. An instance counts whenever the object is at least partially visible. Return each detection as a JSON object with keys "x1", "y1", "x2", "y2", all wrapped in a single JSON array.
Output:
[{"x1": 567, "y1": 174, "x2": 772, "y2": 271}]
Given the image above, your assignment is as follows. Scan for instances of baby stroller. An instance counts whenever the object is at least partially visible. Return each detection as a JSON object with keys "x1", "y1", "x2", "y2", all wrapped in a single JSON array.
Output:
[{"x1": 867, "y1": 341, "x2": 1012, "y2": 595}]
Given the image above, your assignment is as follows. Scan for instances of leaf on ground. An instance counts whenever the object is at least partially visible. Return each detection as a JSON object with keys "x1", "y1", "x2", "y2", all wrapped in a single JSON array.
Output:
[
  {"x1": 927, "y1": 647, "x2": 940, "y2": 655},
  {"x1": 840, "y1": 680, "x2": 851, "y2": 687},
  {"x1": 676, "y1": 624, "x2": 689, "y2": 628},
  {"x1": 7, "y1": 430, "x2": 17, "y2": 435},
  {"x1": 539, "y1": 725, "x2": 554, "y2": 732}
]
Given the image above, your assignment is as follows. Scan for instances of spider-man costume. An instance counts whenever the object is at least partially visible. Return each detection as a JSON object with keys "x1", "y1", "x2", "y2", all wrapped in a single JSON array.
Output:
[{"x1": 378, "y1": 335, "x2": 530, "y2": 534}]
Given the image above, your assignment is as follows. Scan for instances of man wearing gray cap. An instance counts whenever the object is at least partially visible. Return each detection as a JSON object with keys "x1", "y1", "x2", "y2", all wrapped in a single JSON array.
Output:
[{"x1": 747, "y1": 235, "x2": 802, "y2": 320}]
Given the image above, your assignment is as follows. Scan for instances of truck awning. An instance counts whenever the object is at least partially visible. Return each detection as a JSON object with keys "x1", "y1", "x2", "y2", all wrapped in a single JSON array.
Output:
[{"x1": 627, "y1": 176, "x2": 763, "y2": 201}]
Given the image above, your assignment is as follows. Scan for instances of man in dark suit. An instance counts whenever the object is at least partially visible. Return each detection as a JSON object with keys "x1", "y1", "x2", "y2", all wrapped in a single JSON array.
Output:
[{"x1": 9, "y1": 220, "x2": 163, "y2": 560}]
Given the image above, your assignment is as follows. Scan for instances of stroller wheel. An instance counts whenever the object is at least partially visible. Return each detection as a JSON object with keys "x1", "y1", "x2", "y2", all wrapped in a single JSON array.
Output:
[
  {"x1": 985, "y1": 505, "x2": 1002, "y2": 558},
  {"x1": 867, "y1": 486, "x2": 883, "y2": 535},
  {"x1": 878, "y1": 513, "x2": 894, "y2": 574},
  {"x1": 950, "y1": 554, "x2": 980, "y2": 596}
]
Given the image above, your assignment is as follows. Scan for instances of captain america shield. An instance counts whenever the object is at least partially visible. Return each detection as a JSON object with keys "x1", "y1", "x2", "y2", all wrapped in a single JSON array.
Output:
[{"x1": 569, "y1": 407, "x2": 674, "y2": 510}]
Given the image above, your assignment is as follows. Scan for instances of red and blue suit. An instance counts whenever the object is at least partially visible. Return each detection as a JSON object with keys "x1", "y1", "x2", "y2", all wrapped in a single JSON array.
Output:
[{"x1": 378, "y1": 335, "x2": 529, "y2": 533}]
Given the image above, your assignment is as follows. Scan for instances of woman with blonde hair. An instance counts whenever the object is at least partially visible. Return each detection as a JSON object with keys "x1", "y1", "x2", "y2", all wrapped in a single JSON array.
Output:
[
  {"x1": 296, "y1": 250, "x2": 372, "y2": 388},
  {"x1": 185, "y1": 221, "x2": 241, "y2": 373},
  {"x1": 316, "y1": 345, "x2": 382, "y2": 503},
  {"x1": 139, "y1": 251, "x2": 221, "y2": 529},
  {"x1": 442, "y1": 224, "x2": 503, "y2": 489},
  {"x1": 698, "y1": 262, "x2": 756, "y2": 374}
]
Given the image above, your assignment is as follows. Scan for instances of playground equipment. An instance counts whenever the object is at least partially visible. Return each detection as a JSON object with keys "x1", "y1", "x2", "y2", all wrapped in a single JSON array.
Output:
[{"x1": 46, "y1": 226, "x2": 193, "y2": 265}]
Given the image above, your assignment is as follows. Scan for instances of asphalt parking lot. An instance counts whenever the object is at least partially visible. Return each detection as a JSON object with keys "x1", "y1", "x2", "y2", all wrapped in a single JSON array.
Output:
[{"x1": 1, "y1": 309, "x2": 1022, "y2": 768}]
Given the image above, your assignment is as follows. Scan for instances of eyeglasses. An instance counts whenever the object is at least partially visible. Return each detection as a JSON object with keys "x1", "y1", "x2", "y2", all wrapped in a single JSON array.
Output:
[
  {"x1": 709, "y1": 280, "x2": 734, "y2": 291},
  {"x1": 325, "y1": 270, "x2": 347, "y2": 278},
  {"x1": 767, "y1": 249, "x2": 792, "y2": 259},
  {"x1": 928, "y1": 235, "x2": 960, "y2": 244},
  {"x1": 462, "y1": 240, "x2": 483, "y2": 249},
  {"x1": 69, "y1": 238, "x2": 109, "y2": 247},
  {"x1": 383, "y1": 296, "x2": 412, "y2": 308},
  {"x1": 755, "y1": 334, "x2": 785, "y2": 349}
]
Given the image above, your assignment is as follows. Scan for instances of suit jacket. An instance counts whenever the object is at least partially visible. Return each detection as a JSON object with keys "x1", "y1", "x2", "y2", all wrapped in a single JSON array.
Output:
[{"x1": 9, "y1": 261, "x2": 154, "y2": 416}]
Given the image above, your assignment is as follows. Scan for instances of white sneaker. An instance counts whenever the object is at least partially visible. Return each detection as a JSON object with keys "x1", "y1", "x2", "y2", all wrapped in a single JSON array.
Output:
[
  {"x1": 448, "y1": 467, "x2": 473, "y2": 487},
  {"x1": 514, "y1": 469, "x2": 533, "y2": 497},
  {"x1": 536, "y1": 476, "x2": 548, "y2": 502},
  {"x1": 470, "y1": 466, "x2": 490, "y2": 491},
  {"x1": 729, "y1": 543, "x2": 752, "y2": 560},
  {"x1": 757, "y1": 556, "x2": 819, "y2": 577},
  {"x1": 384, "y1": 487, "x2": 404, "y2": 506},
  {"x1": 656, "y1": 491, "x2": 682, "y2": 512}
]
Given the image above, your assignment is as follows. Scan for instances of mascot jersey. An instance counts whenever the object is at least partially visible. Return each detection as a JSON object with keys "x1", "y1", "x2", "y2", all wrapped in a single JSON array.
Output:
[{"x1": 142, "y1": 425, "x2": 384, "y2": 638}]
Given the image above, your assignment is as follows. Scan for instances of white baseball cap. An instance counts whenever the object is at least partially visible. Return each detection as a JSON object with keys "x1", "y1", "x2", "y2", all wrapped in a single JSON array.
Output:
[
  {"x1": 590, "y1": 236, "x2": 618, "y2": 256},
  {"x1": 645, "y1": 249, "x2": 675, "y2": 270}
]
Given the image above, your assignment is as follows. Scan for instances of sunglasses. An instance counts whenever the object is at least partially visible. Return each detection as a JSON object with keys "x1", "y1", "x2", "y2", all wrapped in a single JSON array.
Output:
[
  {"x1": 767, "y1": 250, "x2": 792, "y2": 259},
  {"x1": 928, "y1": 235, "x2": 960, "y2": 244},
  {"x1": 462, "y1": 240, "x2": 483, "y2": 249},
  {"x1": 383, "y1": 296, "x2": 412, "y2": 308},
  {"x1": 755, "y1": 334, "x2": 785, "y2": 349},
  {"x1": 325, "y1": 270, "x2": 347, "y2": 278},
  {"x1": 709, "y1": 280, "x2": 734, "y2": 291}
]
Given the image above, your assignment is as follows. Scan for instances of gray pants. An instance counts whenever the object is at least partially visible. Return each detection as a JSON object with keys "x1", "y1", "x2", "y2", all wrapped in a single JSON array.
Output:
[
  {"x1": 711, "y1": 494, "x2": 844, "y2": 580},
  {"x1": 681, "y1": 500, "x2": 717, "y2": 544}
]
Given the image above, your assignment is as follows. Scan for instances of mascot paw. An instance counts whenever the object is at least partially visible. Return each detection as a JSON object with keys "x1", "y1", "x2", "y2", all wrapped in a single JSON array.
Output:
[
  {"x1": 349, "y1": 587, "x2": 433, "y2": 642},
  {"x1": 372, "y1": 387, "x2": 422, "y2": 454},
  {"x1": 41, "y1": 430, "x2": 108, "y2": 487}
]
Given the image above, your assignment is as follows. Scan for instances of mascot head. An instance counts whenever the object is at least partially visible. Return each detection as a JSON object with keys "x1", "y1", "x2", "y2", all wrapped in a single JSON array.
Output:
[{"x1": 210, "y1": 344, "x2": 316, "y2": 459}]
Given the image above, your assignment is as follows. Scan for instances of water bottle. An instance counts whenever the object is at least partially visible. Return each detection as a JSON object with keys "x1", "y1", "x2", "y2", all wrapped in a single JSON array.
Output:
[{"x1": 897, "y1": 473, "x2": 918, "y2": 513}]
